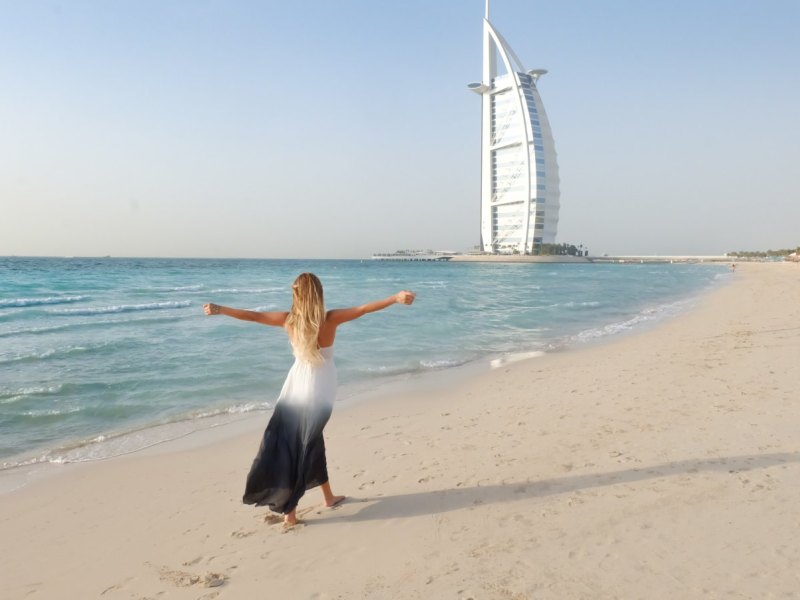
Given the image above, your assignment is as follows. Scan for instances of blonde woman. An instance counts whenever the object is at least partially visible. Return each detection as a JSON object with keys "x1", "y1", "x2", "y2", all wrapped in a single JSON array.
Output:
[{"x1": 204, "y1": 273, "x2": 415, "y2": 525}]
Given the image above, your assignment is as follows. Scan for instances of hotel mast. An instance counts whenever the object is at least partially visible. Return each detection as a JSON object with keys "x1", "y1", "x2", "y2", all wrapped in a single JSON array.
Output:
[{"x1": 468, "y1": 1, "x2": 560, "y2": 254}]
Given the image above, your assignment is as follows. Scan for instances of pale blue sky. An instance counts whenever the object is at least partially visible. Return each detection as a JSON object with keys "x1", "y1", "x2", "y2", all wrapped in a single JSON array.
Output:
[{"x1": 1, "y1": 0, "x2": 798, "y2": 258}]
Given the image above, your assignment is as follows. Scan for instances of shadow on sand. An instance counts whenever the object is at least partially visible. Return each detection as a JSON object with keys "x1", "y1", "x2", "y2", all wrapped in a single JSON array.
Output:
[{"x1": 315, "y1": 452, "x2": 799, "y2": 524}]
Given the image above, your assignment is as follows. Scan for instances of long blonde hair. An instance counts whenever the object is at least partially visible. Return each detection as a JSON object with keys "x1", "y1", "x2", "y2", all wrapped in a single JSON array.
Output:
[{"x1": 285, "y1": 273, "x2": 325, "y2": 364}]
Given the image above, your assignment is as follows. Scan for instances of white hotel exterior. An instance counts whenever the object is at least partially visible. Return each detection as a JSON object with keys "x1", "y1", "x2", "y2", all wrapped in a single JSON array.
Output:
[{"x1": 468, "y1": 2, "x2": 560, "y2": 254}]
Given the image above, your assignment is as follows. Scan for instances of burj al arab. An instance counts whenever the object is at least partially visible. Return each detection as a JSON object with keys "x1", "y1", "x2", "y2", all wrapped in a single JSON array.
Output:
[{"x1": 468, "y1": 1, "x2": 560, "y2": 254}]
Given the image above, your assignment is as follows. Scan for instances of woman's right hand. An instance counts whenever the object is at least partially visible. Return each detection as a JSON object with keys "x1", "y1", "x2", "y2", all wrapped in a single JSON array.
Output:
[
  {"x1": 395, "y1": 290, "x2": 416, "y2": 305},
  {"x1": 203, "y1": 303, "x2": 221, "y2": 315}
]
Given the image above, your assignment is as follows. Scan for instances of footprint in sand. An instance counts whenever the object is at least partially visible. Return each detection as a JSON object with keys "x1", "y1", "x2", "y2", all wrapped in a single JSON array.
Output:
[
  {"x1": 231, "y1": 528, "x2": 256, "y2": 538},
  {"x1": 157, "y1": 565, "x2": 227, "y2": 589},
  {"x1": 263, "y1": 513, "x2": 284, "y2": 525},
  {"x1": 280, "y1": 522, "x2": 306, "y2": 534},
  {"x1": 99, "y1": 577, "x2": 134, "y2": 596}
]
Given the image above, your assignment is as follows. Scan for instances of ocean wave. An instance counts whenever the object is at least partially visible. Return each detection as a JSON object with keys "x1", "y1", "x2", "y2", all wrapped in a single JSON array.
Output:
[
  {"x1": 0, "y1": 385, "x2": 63, "y2": 404},
  {"x1": 414, "y1": 281, "x2": 448, "y2": 288},
  {"x1": 20, "y1": 407, "x2": 82, "y2": 418},
  {"x1": 419, "y1": 359, "x2": 466, "y2": 369},
  {"x1": 518, "y1": 300, "x2": 599, "y2": 311},
  {"x1": 362, "y1": 364, "x2": 416, "y2": 377},
  {"x1": 573, "y1": 315, "x2": 653, "y2": 341},
  {"x1": 146, "y1": 284, "x2": 204, "y2": 292},
  {"x1": 489, "y1": 351, "x2": 545, "y2": 369},
  {"x1": 572, "y1": 298, "x2": 690, "y2": 343},
  {"x1": 562, "y1": 300, "x2": 601, "y2": 308},
  {"x1": 48, "y1": 300, "x2": 191, "y2": 316},
  {"x1": 361, "y1": 357, "x2": 466, "y2": 377},
  {"x1": 0, "y1": 338, "x2": 136, "y2": 365},
  {"x1": 0, "y1": 345, "x2": 95, "y2": 365},
  {"x1": 193, "y1": 401, "x2": 272, "y2": 418},
  {"x1": 204, "y1": 287, "x2": 283, "y2": 294},
  {"x1": 1, "y1": 402, "x2": 272, "y2": 469},
  {"x1": 0, "y1": 314, "x2": 184, "y2": 338},
  {"x1": 142, "y1": 285, "x2": 282, "y2": 295},
  {"x1": 0, "y1": 295, "x2": 88, "y2": 308},
  {"x1": 0, "y1": 323, "x2": 72, "y2": 338},
  {"x1": 248, "y1": 305, "x2": 280, "y2": 312}
]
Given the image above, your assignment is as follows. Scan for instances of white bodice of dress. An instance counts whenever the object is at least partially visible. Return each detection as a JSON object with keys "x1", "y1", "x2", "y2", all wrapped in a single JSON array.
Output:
[{"x1": 277, "y1": 346, "x2": 337, "y2": 407}]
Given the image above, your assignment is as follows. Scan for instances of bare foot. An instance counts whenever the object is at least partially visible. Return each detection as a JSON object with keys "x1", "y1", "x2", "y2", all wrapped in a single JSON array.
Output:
[
  {"x1": 323, "y1": 495, "x2": 346, "y2": 508},
  {"x1": 320, "y1": 482, "x2": 345, "y2": 508},
  {"x1": 284, "y1": 510, "x2": 298, "y2": 525}
]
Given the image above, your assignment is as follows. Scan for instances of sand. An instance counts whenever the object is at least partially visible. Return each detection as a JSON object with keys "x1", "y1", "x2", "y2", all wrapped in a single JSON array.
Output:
[{"x1": 1, "y1": 262, "x2": 799, "y2": 599}]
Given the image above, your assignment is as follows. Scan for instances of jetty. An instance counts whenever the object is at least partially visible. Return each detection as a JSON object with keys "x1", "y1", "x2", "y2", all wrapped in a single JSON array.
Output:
[{"x1": 372, "y1": 251, "x2": 455, "y2": 262}]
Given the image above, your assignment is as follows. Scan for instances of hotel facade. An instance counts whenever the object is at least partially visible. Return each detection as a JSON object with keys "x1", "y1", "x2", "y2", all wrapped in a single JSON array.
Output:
[{"x1": 468, "y1": 3, "x2": 560, "y2": 254}]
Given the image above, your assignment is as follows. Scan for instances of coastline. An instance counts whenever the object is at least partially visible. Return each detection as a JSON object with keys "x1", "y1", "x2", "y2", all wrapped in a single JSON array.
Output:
[
  {"x1": 1, "y1": 262, "x2": 799, "y2": 598},
  {"x1": 0, "y1": 262, "x2": 725, "y2": 481}
]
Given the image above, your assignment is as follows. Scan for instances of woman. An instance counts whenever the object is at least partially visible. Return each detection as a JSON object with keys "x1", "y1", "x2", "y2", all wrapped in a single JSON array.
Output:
[{"x1": 203, "y1": 273, "x2": 415, "y2": 525}]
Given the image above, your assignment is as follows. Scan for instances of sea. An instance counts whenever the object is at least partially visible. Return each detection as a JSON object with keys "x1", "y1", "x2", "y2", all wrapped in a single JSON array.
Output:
[{"x1": 0, "y1": 257, "x2": 729, "y2": 470}]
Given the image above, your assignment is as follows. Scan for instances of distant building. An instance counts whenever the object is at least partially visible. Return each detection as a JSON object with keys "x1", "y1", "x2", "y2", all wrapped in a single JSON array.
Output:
[{"x1": 468, "y1": 1, "x2": 560, "y2": 254}]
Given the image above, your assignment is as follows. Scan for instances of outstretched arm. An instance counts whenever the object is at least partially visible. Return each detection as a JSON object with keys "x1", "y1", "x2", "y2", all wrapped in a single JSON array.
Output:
[
  {"x1": 326, "y1": 291, "x2": 415, "y2": 326},
  {"x1": 203, "y1": 303, "x2": 288, "y2": 327}
]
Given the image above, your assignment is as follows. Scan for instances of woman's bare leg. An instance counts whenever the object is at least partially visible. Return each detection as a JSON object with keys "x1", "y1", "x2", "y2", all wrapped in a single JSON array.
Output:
[{"x1": 320, "y1": 481, "x2": 345, "y2": 507}]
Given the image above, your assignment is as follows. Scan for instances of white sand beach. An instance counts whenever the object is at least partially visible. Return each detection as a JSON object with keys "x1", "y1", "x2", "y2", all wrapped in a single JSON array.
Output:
[{"x1": 1, "y1": 262, "x2": 799, "y2": 599}]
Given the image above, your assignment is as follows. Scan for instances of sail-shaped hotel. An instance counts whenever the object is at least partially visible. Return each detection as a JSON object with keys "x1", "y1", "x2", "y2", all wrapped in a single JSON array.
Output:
[{"x1": 468, "y1": 2, "x2": 560, "y2": 254}]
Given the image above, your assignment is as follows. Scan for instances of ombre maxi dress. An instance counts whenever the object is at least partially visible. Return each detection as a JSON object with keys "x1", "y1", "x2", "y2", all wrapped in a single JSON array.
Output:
[{"x1": 242, "y1": 346, "x2": 337, "y2": 514}]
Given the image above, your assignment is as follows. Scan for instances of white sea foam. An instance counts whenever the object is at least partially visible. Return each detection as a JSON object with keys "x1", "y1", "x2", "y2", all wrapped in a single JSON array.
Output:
[
  {"x1": 194, "y1": 401, "x2": 272, "y2": 418},
  {"x1": 571, "y1": 298, "x2": 692, "y2": 344},
  {"x1": 415, "y1": 281, "x2": 448, "y2": 288},
  {"x1": 0, "y1": 324, "x2": 71, "y2": 338},
  {"x1": 489, "y1": 351, "x2": 545, "y2": 369},
  {"x1": 48, "y1": 300, "x2": 191, "y2": 315},
  {"x1": 0, "y1": 344, "x2": 101, "y2": 365},
  {"x1": 0, "y1": 314, "x2": 184, "y2": 338},
  {"x1": 420, "y1": 359, "x2": 465, "y2": 369},
  {"x1": 1, "y1": 405, "x2": 270, "y2": 469},
  {"x1": 562, "y1": 300, "x2": 601, "y2": 308},
  {"x1": 0, "y1": 348, "x2": 56, "y2": 364},
  {"x1": 21, "y1": 407, "x2": 82, "y2": 417},
  {"x1": 204, "y1": 287, "x2": 282, "y2": 294},
  {"x1": 365, "y1": 365, "x2": 401, "y2": 373},
  {"x1": 248, "y1": 305, "x2": 279, "y2": 312},
  {"x1": 0, "y1": 295, "x2": 88, "y2": 308},
  {"x1": 148, "y1": 284, "x2": 204, "y2": 292},
  {"x1": 0, "y1": 385, "x2": 62, "y2": 403}
]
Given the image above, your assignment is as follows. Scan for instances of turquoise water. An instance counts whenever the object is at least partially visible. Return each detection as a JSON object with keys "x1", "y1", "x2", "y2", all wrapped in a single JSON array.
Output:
[{"x1": 0, "y1": 257, "x2": 728, "y2": 467}]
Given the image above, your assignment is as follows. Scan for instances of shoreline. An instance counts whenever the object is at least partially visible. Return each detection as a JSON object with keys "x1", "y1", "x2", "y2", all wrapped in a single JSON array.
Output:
[
  {"x1": 2, "y1": 262, "x2": 798, "y2": 598},
  {"x1": 0, "y1": 267, "x2": 727, "y2": 485}
]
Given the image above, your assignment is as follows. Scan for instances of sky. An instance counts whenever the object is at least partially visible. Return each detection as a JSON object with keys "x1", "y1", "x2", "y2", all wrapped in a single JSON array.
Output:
[{"x1": 1, "y1": 0, "x2": 798, "y2": 258}]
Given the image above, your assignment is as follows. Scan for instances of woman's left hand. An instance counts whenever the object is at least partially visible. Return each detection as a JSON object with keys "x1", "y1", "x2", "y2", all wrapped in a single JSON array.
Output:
[{"x1": 395, "y1": 291, "x2": 416, "y2": 305}]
